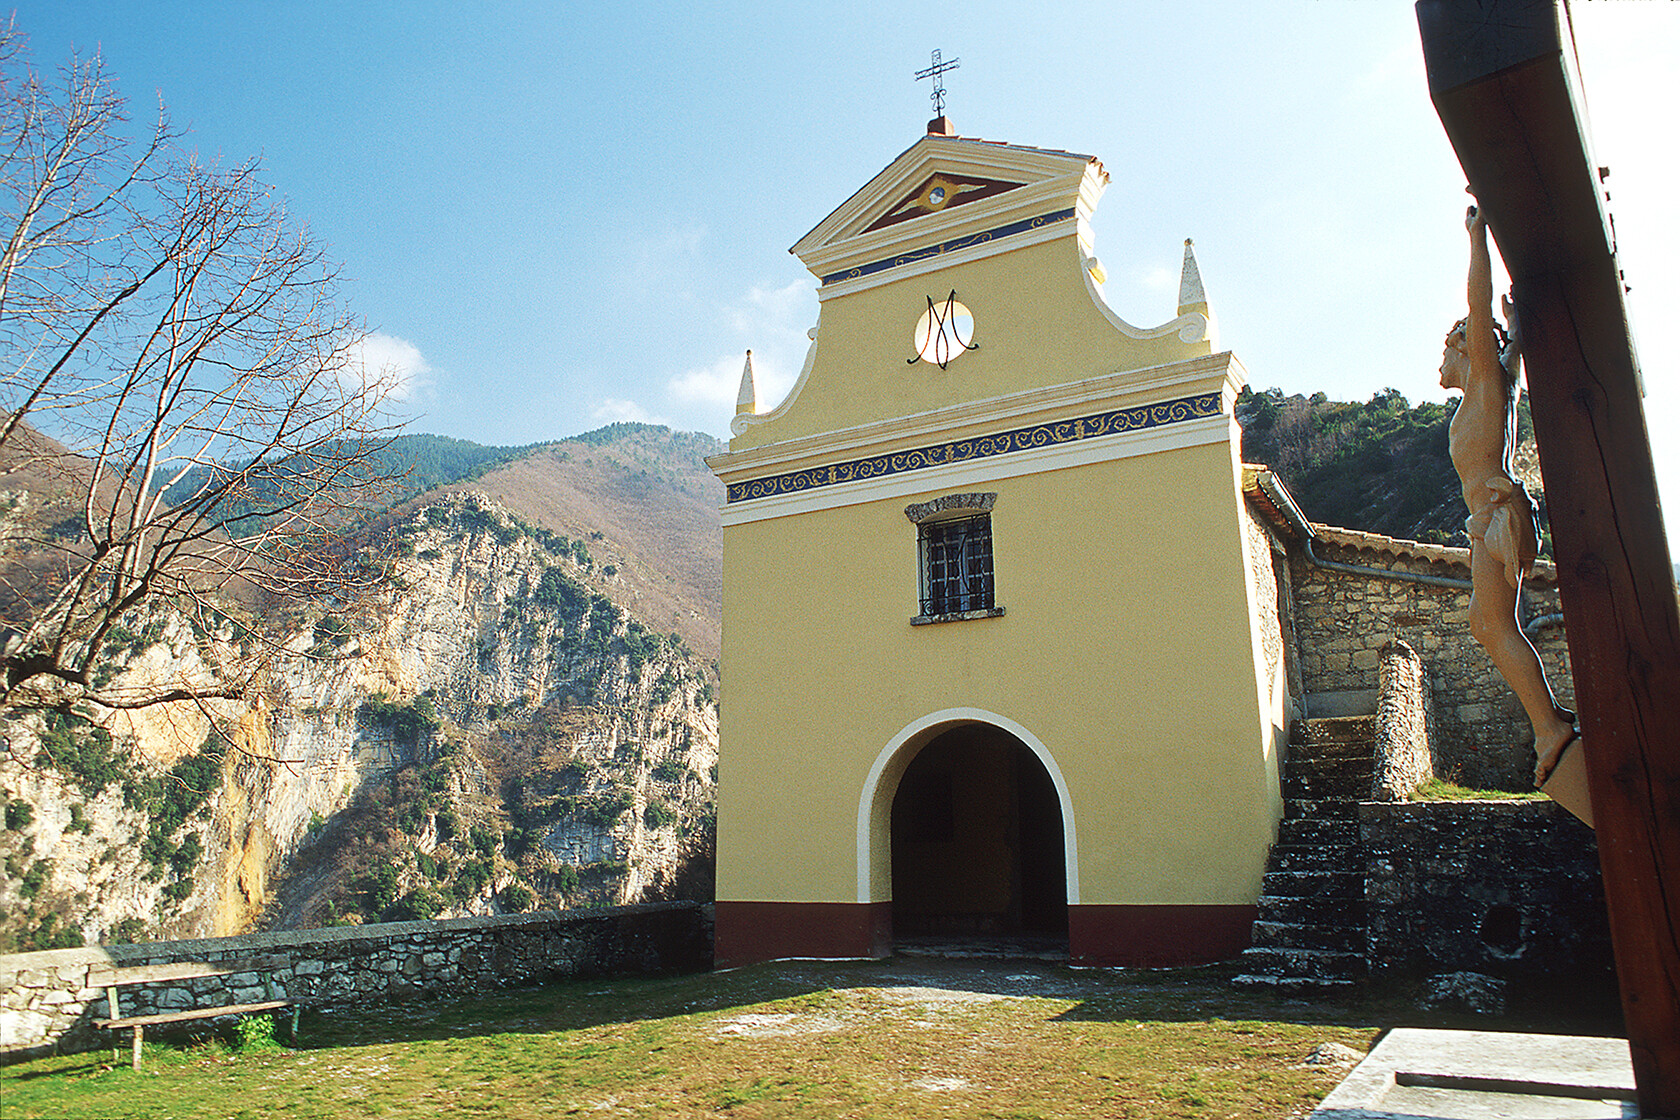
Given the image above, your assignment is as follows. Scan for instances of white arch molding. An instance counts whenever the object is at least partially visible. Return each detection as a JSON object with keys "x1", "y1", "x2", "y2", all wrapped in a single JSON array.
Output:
[{"x1": 855, "y1": 707, "x2": 1080, "y2": 905}]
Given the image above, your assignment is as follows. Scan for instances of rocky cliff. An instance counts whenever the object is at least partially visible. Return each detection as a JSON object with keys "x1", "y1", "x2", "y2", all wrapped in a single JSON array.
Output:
[{"x1": 0, "y1": 492, "x2": 718, "y2": 950}]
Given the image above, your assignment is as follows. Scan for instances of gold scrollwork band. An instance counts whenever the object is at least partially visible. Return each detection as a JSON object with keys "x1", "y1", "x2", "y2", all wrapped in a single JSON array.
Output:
[{"x1": 726, "y1": 391, "x2": 1222, "y2": 503}]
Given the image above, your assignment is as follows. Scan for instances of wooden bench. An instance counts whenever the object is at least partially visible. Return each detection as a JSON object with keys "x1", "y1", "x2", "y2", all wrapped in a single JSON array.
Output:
[{"x1": 90, "y1": 954, "x2": 296, "y2": 1070}]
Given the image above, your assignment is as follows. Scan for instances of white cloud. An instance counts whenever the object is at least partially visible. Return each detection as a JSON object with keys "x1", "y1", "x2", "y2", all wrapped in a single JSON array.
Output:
[
  {"x1": 1138, "y1": 265, "x2": 1176, "y2": 292},
  {"x1": 668, "y1": 352, "x2": 748, "y2": 408},
  {"x1": 341, "y1": 332, "x2": 431, "y2": 401},
  {"x1": 663, "y1": 279, "x2": 817, "y2": 436},
  {"x1": 592, "y1": 398, "x2": 672, "y2": 427}
]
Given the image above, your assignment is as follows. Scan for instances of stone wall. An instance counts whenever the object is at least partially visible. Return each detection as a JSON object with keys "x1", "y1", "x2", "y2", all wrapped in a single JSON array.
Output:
[
  {"x1": 1289, "y1": 534, "x2": 1573, "y2": 789},
  {"x1": 0, "y1": 901, "x2": 710, "y2": 1063},
  {"x1": 1371, "y1": 640, "x2": 1433, "y2": 801},
  {"x1": 1361, "y1": 801, "x2": 1610, "y2": 984}
]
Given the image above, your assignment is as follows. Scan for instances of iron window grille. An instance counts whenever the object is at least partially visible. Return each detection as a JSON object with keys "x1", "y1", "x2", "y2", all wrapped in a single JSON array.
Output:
[{"x1": 919, "y1": 513, "x2": 995, "y2": 616}]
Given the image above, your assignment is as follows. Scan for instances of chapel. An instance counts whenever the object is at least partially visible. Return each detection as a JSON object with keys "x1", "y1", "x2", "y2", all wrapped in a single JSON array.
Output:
[{"x1": 705, "y1": 117, "x2": 1296, "y2": 968}]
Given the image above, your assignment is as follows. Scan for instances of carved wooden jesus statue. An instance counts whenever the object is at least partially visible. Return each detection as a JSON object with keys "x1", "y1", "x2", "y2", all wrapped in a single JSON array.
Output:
[{"x1": 1441, "y1": 204, "x2": 1592, "y2": 826}]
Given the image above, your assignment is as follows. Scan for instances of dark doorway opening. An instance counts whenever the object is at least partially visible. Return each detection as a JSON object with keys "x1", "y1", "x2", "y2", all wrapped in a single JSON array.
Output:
[{"x1": 890, "y1": 724, "x2": 1068, "y2": 949}]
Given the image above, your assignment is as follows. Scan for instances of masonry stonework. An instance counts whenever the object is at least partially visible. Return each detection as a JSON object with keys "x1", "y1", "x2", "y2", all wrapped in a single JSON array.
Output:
[
  {"x1": 1289, "y1": 534, "x2": 1572, "y2": 790},
  {"x1": 0, "y1": 902, "x2": 711, "y2": 1062},
  {"x1": 1361, "y1": 801, "x2": 1610, "y2": 985}
]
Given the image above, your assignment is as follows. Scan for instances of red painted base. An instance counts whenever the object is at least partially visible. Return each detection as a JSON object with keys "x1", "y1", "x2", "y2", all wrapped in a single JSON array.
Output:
[
  {"x1": 713, "y1": 901, "x2": 1255, "y2": 969},
  {"x1": 1069, "y1": 904, "x2": 1256, "y2": 967},
  {"x1": 714, "y1": 901, "x2": 892, "y2": 969}
]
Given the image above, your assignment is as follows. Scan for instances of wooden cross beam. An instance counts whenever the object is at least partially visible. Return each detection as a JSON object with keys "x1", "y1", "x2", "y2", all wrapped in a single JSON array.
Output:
[{"x1": 1416, "y1": 0, "x2": 1680, "y2": 1113}]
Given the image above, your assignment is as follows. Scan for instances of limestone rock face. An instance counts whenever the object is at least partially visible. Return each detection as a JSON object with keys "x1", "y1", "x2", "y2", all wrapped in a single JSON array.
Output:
[{"x1": 0, "y1": 493, "x2": 718, "y2": 949}]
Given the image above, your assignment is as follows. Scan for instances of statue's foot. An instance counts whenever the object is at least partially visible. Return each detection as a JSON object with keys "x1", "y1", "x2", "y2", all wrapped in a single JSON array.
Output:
[
  {"x1": 1537, "y1": 731, "x2": 1594, "y2": 829},
  {"x1": 1534, "y1": 724, "x2": 1579, "y2": 788}
]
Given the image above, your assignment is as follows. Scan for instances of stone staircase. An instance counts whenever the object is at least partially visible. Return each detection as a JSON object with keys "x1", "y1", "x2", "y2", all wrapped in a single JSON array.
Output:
[{"x1": 1232, "y1": 716, "x2": 1374, "y2": 992}]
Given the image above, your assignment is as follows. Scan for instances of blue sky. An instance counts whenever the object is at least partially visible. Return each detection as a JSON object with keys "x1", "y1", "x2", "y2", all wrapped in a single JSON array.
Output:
[{"x1": 17, "y1": 2, "x2": 1679, "y2": 542}]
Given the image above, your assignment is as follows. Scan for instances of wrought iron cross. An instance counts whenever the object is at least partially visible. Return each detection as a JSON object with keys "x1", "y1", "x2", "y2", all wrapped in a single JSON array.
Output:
[{"x1": 915, "y1": 49, "x2": 960, "y2": 118}]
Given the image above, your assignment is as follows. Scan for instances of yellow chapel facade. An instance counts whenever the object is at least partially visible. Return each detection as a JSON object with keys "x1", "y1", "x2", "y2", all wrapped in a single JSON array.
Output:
[{"x1": 707, "y1": 123, "x2": 1292, "y2": 968}]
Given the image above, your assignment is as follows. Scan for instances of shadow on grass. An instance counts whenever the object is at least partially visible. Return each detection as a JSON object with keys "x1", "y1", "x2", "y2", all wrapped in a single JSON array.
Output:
[{"x1": 12, "y1": 953, "x2": 1624, "y2": 1074}]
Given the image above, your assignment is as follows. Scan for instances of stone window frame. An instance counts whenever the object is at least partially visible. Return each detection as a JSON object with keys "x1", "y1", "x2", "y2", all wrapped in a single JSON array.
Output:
[{"x1": 905, "y1": 492, "x2": 1006, "y2": 626}]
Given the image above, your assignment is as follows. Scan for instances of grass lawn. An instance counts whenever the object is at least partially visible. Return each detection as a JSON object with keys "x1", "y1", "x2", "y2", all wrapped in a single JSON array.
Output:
[{"x1": 0, "y1": 956, "x2": 1615, "y2": 1119}]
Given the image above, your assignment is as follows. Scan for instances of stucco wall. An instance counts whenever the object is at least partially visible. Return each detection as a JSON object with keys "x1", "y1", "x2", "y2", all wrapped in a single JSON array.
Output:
[
  {"x1": 1289, "y1": 538, "x2": 1572, "y2": 790},
  {"x1": 717, "y1": 433, "x2": 1281, "y2": 912},
  {"x1": 0, "y1": 902, "x2": 710, "y2": 1062}
]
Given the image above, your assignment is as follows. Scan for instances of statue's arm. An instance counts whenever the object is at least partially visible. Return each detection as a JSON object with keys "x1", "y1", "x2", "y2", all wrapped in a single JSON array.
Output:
[{"x1": 1465, "y1": 206, "x2": 1500, "y2": 380}]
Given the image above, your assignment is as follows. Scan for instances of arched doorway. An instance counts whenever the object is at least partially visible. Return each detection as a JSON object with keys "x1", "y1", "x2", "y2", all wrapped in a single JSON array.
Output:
[{"x1": 889, "y1": 722, "x2": 1068, "y2": 943}]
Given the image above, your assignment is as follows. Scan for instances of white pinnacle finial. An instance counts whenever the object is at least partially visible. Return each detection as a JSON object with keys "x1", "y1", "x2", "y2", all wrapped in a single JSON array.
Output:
[
  {"x1": 734, "y1": 350, "x2": 758, "y2": 416},
  {"x1": 1175, "y1": 238, "x2": 1216, "y2": 346},
  {"x1": 1177, "y1": 238, "x2": 1207, "y2": 315}
]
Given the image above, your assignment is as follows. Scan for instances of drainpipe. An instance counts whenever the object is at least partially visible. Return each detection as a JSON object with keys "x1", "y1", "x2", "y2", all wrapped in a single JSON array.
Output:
[
  {"x1": 1255, "y1": 471, "x2": 1474, "y2": 591},
  {"x1": 1523, "y1": 612, "x2": 1566, "y2": 638}
]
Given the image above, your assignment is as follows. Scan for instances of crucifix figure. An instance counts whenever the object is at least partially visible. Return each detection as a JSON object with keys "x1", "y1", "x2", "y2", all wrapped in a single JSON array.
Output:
[
  {"x1": 1440, "y1": 203, "x2": 1589, "y2": 825},
  {"x1": 915, "y1": 49, "x2": 960, "y2": 119}
]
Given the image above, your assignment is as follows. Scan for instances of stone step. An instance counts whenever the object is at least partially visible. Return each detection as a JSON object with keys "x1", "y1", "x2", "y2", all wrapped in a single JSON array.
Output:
[
  {"x1": 1285, "y1": 754, "x2": 1375, "y2": 782},
  {"x1": 1257, "y1": 893, "x2": 1366, "y2": 927},
  {"x1": 1275, "y1": 818, "x2": 1361, "y2": 847},
  {"x1": 1283, "y1": 768, "x2": 1371, "y2": 802},
  {"x1": 1284, "y1": 798, "x2": 1360, "y2": 821},
  {"x1": 1266, "y1": 844, "x2": 1364, "y2": 874},
  {"x1": 1300, "y1": 716, "x2": 1377, "y2": 745},
  {"x1": 1289, "y1": 731, "x2": 1375, "y2": 759},
  {"x1": 1250, "y1": 919, "x2": 1365, "y2": 953},
  {"x1": 1235, "y1": 945, "x2": 1367, "y2": 982},
  {"x1": 1261, "y1": 869, "x2": 1364, "y2": 898},
  {"x1": 1231, "y1": 971, "x2": 1356, "y2": 994}
]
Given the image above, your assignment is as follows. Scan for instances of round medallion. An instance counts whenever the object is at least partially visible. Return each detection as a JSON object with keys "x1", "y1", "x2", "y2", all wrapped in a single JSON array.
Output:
[{"x1": 913, "y1": 298, "x2": 975, "y2": 368}]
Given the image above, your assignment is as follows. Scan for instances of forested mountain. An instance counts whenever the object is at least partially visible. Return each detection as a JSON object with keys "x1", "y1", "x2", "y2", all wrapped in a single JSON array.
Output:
[{"x1": 1235, "y1": 385, "x2": 1550, "y2": 554}]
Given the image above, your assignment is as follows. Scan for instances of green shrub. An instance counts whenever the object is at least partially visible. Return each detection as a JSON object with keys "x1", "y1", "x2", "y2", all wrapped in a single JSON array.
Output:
[
  {"x1": 18, "y1": 859, "x2": 50, "y2": 899},
  {"x1": 556, "y1": 865, "x2": 580, "y2": 895},
  {"x1": 233, "y1": 1013, "x2": 282, "y2": 1052},
  {"x1": 500, "y1": 883, "x2": 534, "y2": 912},
  {"x1": 66, "y1": 802, "x2": 92, "y2": 834},
  {"x1": 358, "y1": 860, "x2": 401, "y2": 915},
  {"x1": 651, "y1": 759, "x2": 686, "y2": 783},
  {"x1": 109, "y1": 917, "x2": 149, "y2": 944},
  {"x1": 36, "y1": 713, "x2": 125, "y2": 796},
  {"x1": 5, "y1": 799, "x2": 33, "y2": 831},
  {"x1": 18, "y1": 912, "x2": 82, "y2": 952},
  {"x1": 360, "y1": 694, "x2": 440, "y2": 743},
  {"x1": 449, "y1": 859, "x2": 491, "y2": 902},
  {"x1": 643, "y1": 802, "x2": 677, "y2": 830},
  {"x1": 386, "y1": 888, "x2": 442, "y2": 922},
  {"x1": 580, "y1": 791, "x2": 631, "y2": 827}
]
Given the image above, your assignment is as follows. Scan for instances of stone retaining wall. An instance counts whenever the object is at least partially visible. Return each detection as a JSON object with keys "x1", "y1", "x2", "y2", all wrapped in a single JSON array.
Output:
[
  {"x1": 1361, "y1": 801, "x2": 1610, "y2": 984},
  {"x1": 1291, "y1": 537, "x2": 1572, "y2": 790},
  {"x1": 0, "y1": 901, "x2": 711, "y2": 1062}
]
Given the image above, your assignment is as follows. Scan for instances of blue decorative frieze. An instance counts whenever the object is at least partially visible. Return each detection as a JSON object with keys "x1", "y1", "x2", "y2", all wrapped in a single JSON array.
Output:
[
  {"x1": 726, "y1": 391, "x2": 1223, "y2": 504},
  {"x1": 820, "y1": 208, "x2": 1077, "y2": 288}
]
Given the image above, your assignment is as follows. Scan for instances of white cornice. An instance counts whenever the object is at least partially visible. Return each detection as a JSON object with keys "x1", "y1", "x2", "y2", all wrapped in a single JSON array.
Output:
[
  {"x1": 719, "y1": 414, "x2": 1235, "y2": 527},
  {"x1": 710, "y1": 352, "x2": 1247, "y2": 483},
  {"x1": 812, "y1": 210, "x2": 1079, "y2": 303}
]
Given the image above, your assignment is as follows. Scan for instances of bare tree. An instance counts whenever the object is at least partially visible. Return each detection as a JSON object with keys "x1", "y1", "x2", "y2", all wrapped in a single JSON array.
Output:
[{"x1": 0, "y1": 24, "x2": 402, "y2": 713}]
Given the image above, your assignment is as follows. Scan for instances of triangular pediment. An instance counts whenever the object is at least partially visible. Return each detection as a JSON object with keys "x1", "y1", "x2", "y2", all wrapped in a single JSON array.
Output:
[
  {"x1": 862, "y1": 172, "x2": 1026, "y2": 233},
  {"x1": 790, "y1": 134, "x2": 1106, "y2": 282}
]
